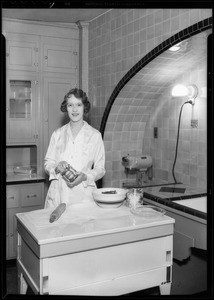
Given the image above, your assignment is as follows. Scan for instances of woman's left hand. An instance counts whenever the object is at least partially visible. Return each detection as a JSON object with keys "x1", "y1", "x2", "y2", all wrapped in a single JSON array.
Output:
[{"x1": 63, "y1": 172, "x2": 87, "y2": 188}]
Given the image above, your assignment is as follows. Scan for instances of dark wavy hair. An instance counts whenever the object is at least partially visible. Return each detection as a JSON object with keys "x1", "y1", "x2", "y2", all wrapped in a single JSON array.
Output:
[{"x1": 60, "y1": 88, "x2": 90, "y2": 114}]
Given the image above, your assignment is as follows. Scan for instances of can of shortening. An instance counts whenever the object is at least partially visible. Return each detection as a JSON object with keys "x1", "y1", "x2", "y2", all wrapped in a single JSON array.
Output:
[{"x1": 61, "y1": 164, "x2": 79, "y2": 183}]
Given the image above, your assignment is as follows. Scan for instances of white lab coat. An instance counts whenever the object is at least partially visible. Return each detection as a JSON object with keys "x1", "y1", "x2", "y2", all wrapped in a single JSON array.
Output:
[{"x1": 44, "y1": 121, "x2": 105, "y2": 208}]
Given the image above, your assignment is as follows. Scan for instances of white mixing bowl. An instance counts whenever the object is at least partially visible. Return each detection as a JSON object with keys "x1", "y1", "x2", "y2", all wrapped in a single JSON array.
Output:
[{"x1": 92, "y1": 188, "x2": 128, "y2": 208}]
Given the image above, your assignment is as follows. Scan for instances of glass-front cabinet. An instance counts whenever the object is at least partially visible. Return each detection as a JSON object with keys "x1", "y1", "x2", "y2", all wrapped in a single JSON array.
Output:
[
  {"x1": 9, "y1": 80, "x2": 31, "y2": 119},
  {"x1": 6, "y1": 72, "x2": 39, "y2": 144}
]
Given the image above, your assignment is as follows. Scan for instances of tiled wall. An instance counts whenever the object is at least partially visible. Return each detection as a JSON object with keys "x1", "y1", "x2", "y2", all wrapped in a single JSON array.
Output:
[
  {"x1": 88, "y1": 9, "x2": 212, "y2": 188},
  {"x1": 143, "y1": 64, "x2": 207, "y2": 189}
]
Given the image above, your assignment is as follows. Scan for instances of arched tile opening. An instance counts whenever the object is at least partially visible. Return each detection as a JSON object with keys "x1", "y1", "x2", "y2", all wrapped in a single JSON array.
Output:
[{"x1": 100, "y1": 18, "x2": 212, "y2": 188}]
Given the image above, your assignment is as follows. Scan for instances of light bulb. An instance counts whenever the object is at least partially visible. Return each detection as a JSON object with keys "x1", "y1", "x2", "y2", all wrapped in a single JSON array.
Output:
[{"x1": 171, "y1": 84, "x2": 189, "y2": 97}]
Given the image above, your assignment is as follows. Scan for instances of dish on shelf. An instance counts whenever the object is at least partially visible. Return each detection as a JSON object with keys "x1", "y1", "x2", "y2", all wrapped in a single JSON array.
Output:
[
  {"x1": 130, "y1": 205, "x2": 166, "y2": 218},
  {"x1": 92, "y1": 188, "x2": 127, "y2": 208},
  {"x1": 13, "y1": 166, "x2": 36, "y2": 175}
]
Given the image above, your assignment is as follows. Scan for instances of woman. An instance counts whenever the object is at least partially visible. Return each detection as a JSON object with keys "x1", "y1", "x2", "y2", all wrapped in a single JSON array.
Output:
[{"x1": 44, "y1": 88, "x2": 105, "y2": 208}]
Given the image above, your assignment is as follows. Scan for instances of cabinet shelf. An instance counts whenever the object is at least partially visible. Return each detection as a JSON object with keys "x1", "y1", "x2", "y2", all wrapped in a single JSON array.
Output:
[
  {"x1": 10, "y1": 98, "x2": 31, "y2": 101},
  {"x1": 7, "y1": 75, "x2": 36, "y2": 142},
  {"x1": 9, "y1": 79, "x2": 32, "y2": 120}
]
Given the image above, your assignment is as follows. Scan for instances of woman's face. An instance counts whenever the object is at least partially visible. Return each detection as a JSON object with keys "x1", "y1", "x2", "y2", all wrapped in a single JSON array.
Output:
[{"x1": 67, "y1": 95, "x2": 84, "y2": 123}]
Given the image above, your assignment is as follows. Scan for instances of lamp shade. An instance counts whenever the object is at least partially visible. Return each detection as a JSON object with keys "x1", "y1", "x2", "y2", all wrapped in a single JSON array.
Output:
[
  {"x1": 171, "y1": 84, "x2": 198, "y2": 100},
  {"x1": 187, "y1": 84, "x2": 198, "y2": 100}
]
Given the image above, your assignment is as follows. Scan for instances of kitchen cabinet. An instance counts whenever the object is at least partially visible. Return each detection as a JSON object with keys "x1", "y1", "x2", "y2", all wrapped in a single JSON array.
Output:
[
  {"x1": 6, "y1": 182, "x2": 44, "y2": 259},
  {"x1": 41, "y1": 36, "x2": 79, "y2": 154},
  {"x1": 42, "y1": 76, "x2": 76, "y2": 154},
  {"x1": 3, "y1": 20, "x2": 79, "y2": 177},
  {"x1": 5, "y1": 33, "x2": 40, "y2": 146},
  {"x1": 7, "y1": 207, "x2": 40, "y2": 259},
  {"x1": 41, "y1": 36, "x2": 78, "y2": 75},
  {"x1": 6, "y1": 33, "x2": 39, "y2": 72},
  {"x1": 6, "y1": 71, "x2": 39, "y2": 144}
]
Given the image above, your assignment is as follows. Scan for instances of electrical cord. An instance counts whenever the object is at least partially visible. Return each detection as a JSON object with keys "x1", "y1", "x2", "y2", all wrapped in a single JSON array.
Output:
[{"x1": 172, "y1": 101, "x2": 192, "y2": 183}]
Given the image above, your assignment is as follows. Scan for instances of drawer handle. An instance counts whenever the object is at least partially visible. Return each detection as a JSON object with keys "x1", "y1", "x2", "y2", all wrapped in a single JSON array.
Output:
[
  {"x1": 27, "y1": 194, "x2": 37, "y2": 198},
  {"x1": 7, "y1": 196, "x2": 15, "y2": 200}
]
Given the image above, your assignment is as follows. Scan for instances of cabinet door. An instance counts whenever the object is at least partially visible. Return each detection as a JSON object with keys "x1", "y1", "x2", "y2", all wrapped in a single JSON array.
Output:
[
  {"x1": 6, "y1": 185, "x2": 20, "y2": 208},
  {"x1": 43, "y1": 76, "x2": 76, "y2": 154},
  {"x1": 6, "y1": 186, "x2": 19, "y2": 258},
  {"x1": 6, "y1": 33, "x2": 39, "y2": 72},
  {"x1": 7, "y1": 207, "x2": 22, "y2": 259},
  {"x1": 7, "y1": 206, "x2": 42, "y2": 259},
  {"x1": 20, "y1": 183, "x2": 43, "y2": 207},
  {"x1": 6, "y1": 182, "x2": 44, "y2": 259},
  {"x1": 6, "y1": 72, "x2": 39, "y2": 144},
  {"x1": 6, "y1": 210, "x2": 10, "y2": 259},
  {"x1": 41, "y1": 36, "x2": 78, "y2": 75}
]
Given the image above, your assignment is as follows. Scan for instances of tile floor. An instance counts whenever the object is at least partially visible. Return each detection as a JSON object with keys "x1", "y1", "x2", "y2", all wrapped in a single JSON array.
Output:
[
  {"x1": 5, "y1": 260, "x2": 34, "y2": 295},
  {"x1": 6, "y1": 264, "x2": 18, "y2": 294}
]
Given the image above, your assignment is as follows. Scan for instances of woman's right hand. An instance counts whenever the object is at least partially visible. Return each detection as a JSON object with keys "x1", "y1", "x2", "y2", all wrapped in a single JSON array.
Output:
[{"x1": 55, "y1": 161, "x2": 69, "y2": 175}]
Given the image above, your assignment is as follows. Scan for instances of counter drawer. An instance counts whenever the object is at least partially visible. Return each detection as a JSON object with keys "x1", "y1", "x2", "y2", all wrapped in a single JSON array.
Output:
[
  {"x1": 6, "y1": 186, "x2": 19, "y2": 208},
  {"x1": 44, "y1": 236, "x2": 172, "y2": 293},
  {"x1": 21, "y1": 184, "x2": 43, "y2": 207}
]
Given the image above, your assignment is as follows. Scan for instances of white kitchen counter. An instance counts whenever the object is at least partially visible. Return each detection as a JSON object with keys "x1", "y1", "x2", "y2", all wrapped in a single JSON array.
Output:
[
  {"x1": 16, "y1": 202, "x2": 175, "y2": 296},
  {"x1": 173, "y1": 196, "x2": 207, "y2": 213},
  {"x1": 6, "y1": 173, "x2": 45, "y2": 183}
]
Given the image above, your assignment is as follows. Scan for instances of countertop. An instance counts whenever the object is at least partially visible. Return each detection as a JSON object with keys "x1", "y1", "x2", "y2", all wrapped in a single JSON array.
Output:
[
  {"x1": 123, "y1": 181, "x2": 207, "y2": 220},
  {"x1": 173, "y1": 197, "x2": 206, "y2": 213},
  {"x1": 6, "y1": 173, "x2": 46, "y2": 184},
  {"x1": 16, "y1": 202, "x2": 174, "y2": 245},
  {"x1": 6, "y1": 172, "x2": 45, "y2": 185},
  {"x1": 143, "y1": 183, "x2": 207, "y2": 220}
]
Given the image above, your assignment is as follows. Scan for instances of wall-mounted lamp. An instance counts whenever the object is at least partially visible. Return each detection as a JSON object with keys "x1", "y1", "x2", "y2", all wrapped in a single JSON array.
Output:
[
  {"x1": 171, "y1": 84, "x2": 198, "y2": 183},
  {"x1": 171, "y1": 84, "x2": 198, "y2": 105}
]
